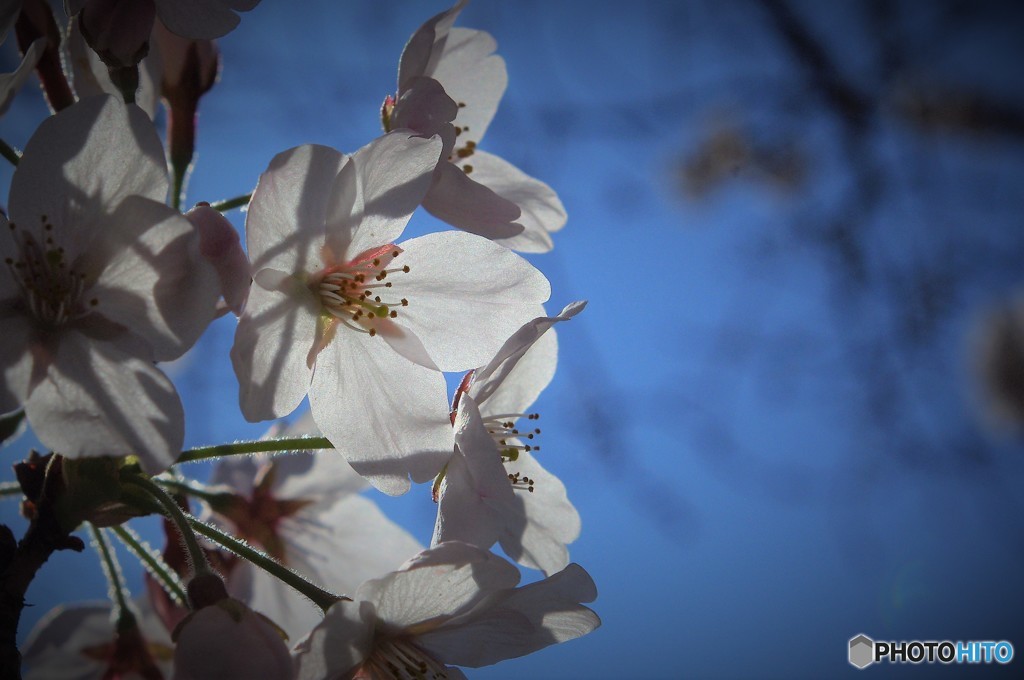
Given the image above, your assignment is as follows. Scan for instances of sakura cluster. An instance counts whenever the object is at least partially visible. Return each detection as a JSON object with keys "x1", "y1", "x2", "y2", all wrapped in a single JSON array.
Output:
[{"x1": 0, "y1": 1, "x2": 598, "y2": 678}]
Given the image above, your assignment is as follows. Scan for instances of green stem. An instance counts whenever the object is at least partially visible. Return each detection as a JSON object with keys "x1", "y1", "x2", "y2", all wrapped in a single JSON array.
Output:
[
  {"x1": 0, "y1": 139, "x2": 20, "y2": 167},
  {"x1": 110, "y1": 524, "x2": 187, "y2": 607},
  {"x1": 184, "y1": 512, "x2": 343, "y2": 613},
  {"x1": 175, "y1": 436, "x2": 333, "y2": 465},
  {"x1": 0, "y1": 483, "x2": 21, "y2": 499},
  {"x1": 154, "y1": 477, "x2": 228, "y2": 505},
  {"x1": 208, "y1": 192, "x2": 252, "y2": 213},
  {"x1": 87, "y1": 524, "x2": 131, "y2": 618},
  {"x1": 123, "y1": 475, "x2": 211, "y2": 578},
  {"x1": 171, "y1": 163, "x2": 186, "y2": 211}
]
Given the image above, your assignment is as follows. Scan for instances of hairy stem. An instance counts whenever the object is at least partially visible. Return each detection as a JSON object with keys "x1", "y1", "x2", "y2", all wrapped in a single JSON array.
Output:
[
  {"x1": 123, "y1": 475, "x2": 211, "y2": 579},
  {"x1": 0, "y1": 140, "x2": 20, "y2": 167},
  {"x1": 184, "y1": 512, "x2": 344, "y2": 613},
  {"x1": 208, "y1": 192, "x2": 253, "y2": 212},
  {"x1": 88, "y1": 524, "x2": 131, "y2": 617},
  {"x1": 175, "y1": 436, "x2": 333, "y2": 465},
  {"x1": 110, "y1": 524, "x2": 187, "y2": 607}
]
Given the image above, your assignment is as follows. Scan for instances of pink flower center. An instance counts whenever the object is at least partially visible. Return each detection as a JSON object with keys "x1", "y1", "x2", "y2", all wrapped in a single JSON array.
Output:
[
  {"x1": 315, "y1": 244, "x2": 411, "y2": 337},
  {"x1": 5, "y1": 218, "x2": 95, "y2": 328}
]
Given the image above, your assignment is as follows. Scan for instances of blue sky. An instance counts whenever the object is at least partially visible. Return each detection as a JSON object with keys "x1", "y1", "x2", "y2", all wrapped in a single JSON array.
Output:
[{"x1": 4, "y1": 1, "x2": 1024, "y2": 677}]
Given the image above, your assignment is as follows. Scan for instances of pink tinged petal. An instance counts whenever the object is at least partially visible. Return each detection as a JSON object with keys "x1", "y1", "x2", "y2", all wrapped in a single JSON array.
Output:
[
  {"x1": 397, "y1": 0, "x2": 468, "y2": 91},
  {"x1": 172, "y1": 601, "x2": 291, "y2": 680},
  {"x1": 308, "y1": 328, "x2": 450, "y2": 496},
  {"x1": 421, "y1": 563, "x2": 600, "y2": 668},
  {"x1": 432, "y1": 396, "x2": 517, "y2": 551},
  {"x1": 392, "y1": 231, "x2": 551, "y2": 372},
  {"x1": 328, "y1": 132, "x2": 442, "y2": 260},
  {"x1": 90, "y1": 195, "x2": 218, "y2": 361},
  {"x1": 389, "y1": 76, "x2": 458, "y2": 143},
  {"x1": 231, "y1": 273, "x2": 318, "y2": 422},
  {"x1": 10, "y1": 96, "x2": 169, "y2": 256},
  {"x1": 498, "y1": 450, "x2": 581, "y2": 576},
  {"x1": 293, "y1": 599, "x2": 374, "y2": 680},
  {"x1": 155, "y1": 0, "x2": 258, "y2": 40},
  {"x1": 365, "y1": 542, "x2": 520, "y2": 630},
  {"x1": 0, "y1": 306, "x2": 34, "y2": 413},
  {"x1": 0, "y1": 38, "x2": 44, "y2": 117},
  {"x1": 472, "y1": 301, "x2": 586, "y2": 413},
  {"x1": 427, "y1": 27, "x2": 507, "y2": 144},
  {"x1": 422, "y1": 161, "x2": 523, "y2": 241},
  {"x1": 464, "y1": 151, "x2": 568, "y2": 253},
  {"x1": 188, "y1": 205, "x2": 251, "y2": 316},
  {"x1": 246, "y1": 144, "x2": 343, "y2": 274},
  {"x1": 25, "y1": 328, "x2": 183, "y2": 474}
]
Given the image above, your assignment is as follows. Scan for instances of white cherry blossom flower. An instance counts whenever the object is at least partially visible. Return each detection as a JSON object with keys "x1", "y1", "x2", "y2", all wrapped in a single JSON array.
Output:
[
  {"x1": 232, "y1": 131, "x2": 550, "y2": 494},
  {"x1": 202, "y1": 414, "x2": 423, "y2": 641},
  {"x1": 0, "y1": 95, "x2": 218, "y2": 473},
  {"x1": 391, "y1": 0, "x2": 567, "y2": 253},
  {"x1": 292, "y1": 542, "x2": 600, "y2": 679},
  {"x1": 432, "y1": 301, "x2": 584, "y2": 575}
]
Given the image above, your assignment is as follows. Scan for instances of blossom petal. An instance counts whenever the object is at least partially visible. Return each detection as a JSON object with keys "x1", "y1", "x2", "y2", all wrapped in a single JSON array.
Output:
[
  {"x1": 231, "y1": 273, "x2": 318, "y2": 422},
  {"x1": 420, "y1": 564, "x2": 599, "y2": 668},
  {"x1": 463, "y1": 151, "x2": 567, "y2": 253},
  {"x1": 391, "y1": 231, "x2": 550, "y2": 371},
  {"x1": 363, "y1": 542, "x2": 520, "y2": 630},
  {"x1": 427, "y1": 27, "x2": 507, "y2": 144},
  {"x1": 90, "y1": 195, "x2": 218, "y2": 361},
  {"x1": 472, "y1": 301, "x2": 586, "y2": 413},
  {"x1": 155, "y1": 0, "x2": 257, "y2": 40},
  {"x1": 9, "y1": 96, "x2": 167, "y2": 256},
  {"x1": 390, "y1": 76, "x2": 458, "y2": 145},
  {"x1": 498, "y1": 450, "x2": 581, "y2": 576},
  {"x1": 326, "y1": 132, "x2": 441, "y2": 261},
  {"x1": 172, "y1": 600, "x2": 291, "y2": 680},
  {"x1": 422, "y1": 161, "x2": 523, "y2": 241},
  {"x1": 0, "y1": 38, "x2": 44, "y2": 117},
  {"x1": 25, "y1": 327, "x2": 183, "y2": 474},
  {"x1": 293, "y1": 599, "x2": 374, "y2": 680},
  {"x1": 231, "y1": 494, "x2": 422, "y2": 642},
  {"x1": 0, "y1": 303, "x2": 33, "y2": 414},
  {"x1": 432, "y1": 396, "x2": 517, "y2": 551},
  {"x1": 246, "y1": 144, "x2": 341, "y2": 274},
  {"x1": 189, "y1": 205, "x2": 251, "y2": 316},
  {"x1": 397, "y1": 0, "x2": 467, "y2": 91},
  {"x1": 308, "y1": 328, "x2": 450, "y2": 496}
]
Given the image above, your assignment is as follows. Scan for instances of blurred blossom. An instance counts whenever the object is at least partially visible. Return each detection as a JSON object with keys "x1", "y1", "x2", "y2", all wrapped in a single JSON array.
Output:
[{"x1": 293, "y1": 542, "x2": 599, "y2": 679}]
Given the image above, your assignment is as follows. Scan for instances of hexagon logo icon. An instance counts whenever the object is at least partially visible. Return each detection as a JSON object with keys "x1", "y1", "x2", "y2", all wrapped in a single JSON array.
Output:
[{"x1": 849, "y1": 634, "x2": 874, "y2": 669}]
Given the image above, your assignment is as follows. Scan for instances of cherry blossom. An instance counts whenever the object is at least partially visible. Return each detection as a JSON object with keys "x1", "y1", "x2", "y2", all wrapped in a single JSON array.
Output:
[
  {"x1": 232, "y1": 131, "x2": 551, "y2": 494},
  {"x1": 22, "y1": 600, "x2": 173, "y2": 680},
  {"x1": 202, "y1": 415, "x2": 423, "y2": 641},
  {"x1": 292, "y1": 541, "x2": 600, "y2": 679},
  {"x1": 0, "y1": 95, "x2": 218, "y2": 472},
  {"x1": 433, "y1": 302, "x2": 584, "y2": 575},
  {"x1": 391, "y1": 0, "x2": 567, "y2": 253}
]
